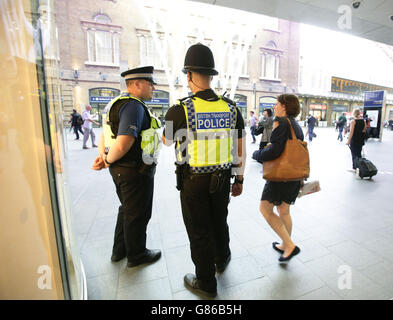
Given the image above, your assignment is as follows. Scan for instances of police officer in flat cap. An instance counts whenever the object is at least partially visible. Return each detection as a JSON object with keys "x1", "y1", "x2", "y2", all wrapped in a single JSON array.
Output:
[
  {"x1": 162, "y1": 43, "x2": 246, "y2": 298},
  {"x1": 92, "y1": 66, "x2": 162, "y2": 267}
]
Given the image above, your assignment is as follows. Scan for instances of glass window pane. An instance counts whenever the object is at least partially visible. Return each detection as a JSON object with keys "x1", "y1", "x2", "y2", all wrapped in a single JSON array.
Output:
[
  {"x1": 95, "y1": 31, "x2": 112, "y2": 63},
  {"x1": 265, "y1": 54, "x2": 275, "y2": 79},
  {"x1": 147, "y1": 36, "x2": 155, "y2": 65},
  {"x1": 87, "y1": 30, "x2": 95, "y2": 62},
  {"x1": 113, "y1": 33, "x2": 119, "y2": 65},
  {"x1": 139, "y1": 36, "x2": 147, "y2": 65}
]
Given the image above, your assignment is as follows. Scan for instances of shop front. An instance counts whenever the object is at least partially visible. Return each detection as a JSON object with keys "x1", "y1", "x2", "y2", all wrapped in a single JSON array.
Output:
[
  {"x1": 331, "y1": 103, "x2": 349, "y2": 126},
  {"x1": 234, "y1": 94, "x2": 247, "y2": 121},
  {"x1": 309, "y1": 103, "x2": 327, "y2": 126},
  {"x1": 145, "y1": 90, "x2": 170, "y2": 124},
  {"x1": 298, "y1": 98, "x2": 306, "y2": 121},
  {"x1": 259, "y1": 96, "x2": 276, "y2": 117},
  {"x1": 89, "y1": 87, "x2": 120, "y2": 126}
]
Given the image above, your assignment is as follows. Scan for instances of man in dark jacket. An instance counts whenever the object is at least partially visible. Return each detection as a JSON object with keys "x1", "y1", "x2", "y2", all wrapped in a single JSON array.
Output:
[
  {"x1": 70, "y1": 109, "x2": 84, "y2": 140},
  {"x1": 337, "y1": 113, "x2": 347, "y2": 142},
  {"x1": 306, "y1": 114, "x2": 317, "y2": 142}
]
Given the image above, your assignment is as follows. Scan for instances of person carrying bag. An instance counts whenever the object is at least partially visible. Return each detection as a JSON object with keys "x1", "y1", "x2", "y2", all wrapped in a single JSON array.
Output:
[{"x1": 252, "y1": 94, "x2": 308, "y2": 263}]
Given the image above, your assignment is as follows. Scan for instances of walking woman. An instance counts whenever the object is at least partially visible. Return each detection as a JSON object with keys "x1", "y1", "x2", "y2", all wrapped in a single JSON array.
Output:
[
  {"x1": 346, "y1": 108, "x2": 366, "y2": 171},
  {"x1": 252, "y1": 94, "x2": 304, "y2": 262}
]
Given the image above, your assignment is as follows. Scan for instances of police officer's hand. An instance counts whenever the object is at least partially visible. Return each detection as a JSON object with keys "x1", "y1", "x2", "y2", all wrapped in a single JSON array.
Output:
[
  {"x1": 92, "y1": 156, "x2": 105, "y2": 170},
  {"x1": 231, "y1": 183, "x2": 243, "y2": 197}
]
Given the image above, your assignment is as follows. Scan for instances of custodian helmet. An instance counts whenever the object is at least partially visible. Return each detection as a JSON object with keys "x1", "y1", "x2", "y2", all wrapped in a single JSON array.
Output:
[{"x1": 182, "y1": 43, "x2": 218, "y2": 76}]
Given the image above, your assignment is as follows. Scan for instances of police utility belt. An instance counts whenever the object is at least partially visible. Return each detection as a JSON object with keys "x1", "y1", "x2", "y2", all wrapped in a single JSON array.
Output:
[{"x1": 175, "y1": 163, "x2": 232, "y2": 194}]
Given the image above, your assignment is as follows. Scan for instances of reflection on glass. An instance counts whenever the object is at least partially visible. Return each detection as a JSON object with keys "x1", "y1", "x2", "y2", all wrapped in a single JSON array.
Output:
[{"x1": 0, "y1": 0, "x2": 85, "y2": 299}]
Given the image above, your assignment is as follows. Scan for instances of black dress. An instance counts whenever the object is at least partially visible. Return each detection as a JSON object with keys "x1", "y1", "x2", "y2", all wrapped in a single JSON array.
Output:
[
  {"x1": 253, "y1": 116, "x2": 305, "y2": 206},
  {"x1": 349, "y1": 119, "x2": 366, "y2": 169}
]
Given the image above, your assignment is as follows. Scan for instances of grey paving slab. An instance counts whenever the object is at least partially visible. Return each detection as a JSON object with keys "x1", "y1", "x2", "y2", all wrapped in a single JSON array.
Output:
[
  {"x1": 80, "y1": 237, "x2": 122, "y2": 278},
  {"x1": 303, "y1": 253, "x2": 348, "y2": 282},
  {"x1": 86, "y1": 273, "x2": 119, "y2": 300},
  {"x1": 295, "y1": 238, "x2": 332, "y2": 263},
  {"x1": 262, "y1": 262, "x2": 326, "y2": 300},
  {"x1": 219, "y1": 277, "x2": 276, "y2": 300},
  {"x1": 216, "y1": 255, "x2": 266, "y2": 288},
  {"x1": 165, "y1": 245, "x2": 195, "y2": 293},
  {"x1": 117, "y1": 254, "x2": 168, "y2": 289},
  {"x1": 116, "y1": 277, "x2": 173, "y2": 300},
  {"x1": 85, "y1": 215, "x2": 117, "y2": 242},
  {"x1": 323, "y1": 267, "x2": 393, "y2": 300},
  {"x1": 295, "y1": 286, "x2": 343, "y2": 300},
  {"x1": 65, "y1": 127, "x2": 393, "y2": 300},
  {"x1": 360, "y1": 261, "x2": 393, "y2": 292},
  {"x1": 328, "y1": 240, "x2": 384, "y2": 270}
]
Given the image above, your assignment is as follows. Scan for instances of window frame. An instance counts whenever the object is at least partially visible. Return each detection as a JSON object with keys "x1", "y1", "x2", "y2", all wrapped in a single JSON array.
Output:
[
  {"x1": 81, "y1": 18, "x2": 122, "y2": 67},
  {"x1": 260, "y1": 43, "x2": 283, "y2": 81},
  {"x1": 137, "y1": 30, "x2": 166, "y2": 71}
]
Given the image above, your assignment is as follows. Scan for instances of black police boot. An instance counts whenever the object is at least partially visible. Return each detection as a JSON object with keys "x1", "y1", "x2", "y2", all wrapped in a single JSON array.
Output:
[
  {"x1": 127, "y1": 249, "x2": 161, "y2": 268},
  {"x1": 183, "y1": 274, "x2": 217, "y2": 298},
  {"x1": 215, "y1": 253, "x2": 231, "y2": 273},
  {"x1": 111, "y1": 252, "x2": 126, "y2": 262}
]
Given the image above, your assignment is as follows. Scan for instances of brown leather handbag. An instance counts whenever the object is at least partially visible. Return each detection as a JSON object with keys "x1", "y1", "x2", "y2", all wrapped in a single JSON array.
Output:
[{"x1": 263, "y1": 118, "x2": 310, "y2": 181}]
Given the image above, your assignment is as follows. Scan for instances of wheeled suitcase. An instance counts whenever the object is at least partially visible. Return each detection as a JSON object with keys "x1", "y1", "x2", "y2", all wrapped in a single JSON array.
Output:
[{"x1": 356, "y1": 157, "x2": 378, "y2": 179}]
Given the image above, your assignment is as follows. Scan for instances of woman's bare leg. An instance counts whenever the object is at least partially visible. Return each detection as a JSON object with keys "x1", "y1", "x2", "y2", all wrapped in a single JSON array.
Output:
[
  {"x1": 276, "y1": 202, "x2": 294, "y2": 256},
  {"x1": 277, "y1": 202, "x2": 292, "y2": 239},
  {"x1": 259, "y1": 201, "x2": 295, "y2": 256}
]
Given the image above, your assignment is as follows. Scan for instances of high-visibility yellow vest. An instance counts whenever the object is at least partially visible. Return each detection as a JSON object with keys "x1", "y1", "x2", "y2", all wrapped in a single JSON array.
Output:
[
  {"x1": 102, "y1": 92, "x2": 161, "y2": 163},
  {"x1": 180, "y1": 96, "x2": 237, "y2": 173}
]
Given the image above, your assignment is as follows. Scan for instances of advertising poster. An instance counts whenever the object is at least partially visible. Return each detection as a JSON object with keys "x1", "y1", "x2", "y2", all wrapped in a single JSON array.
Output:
[{"x1": 367, "y1": 110, "x2": 379, "y2": 128}]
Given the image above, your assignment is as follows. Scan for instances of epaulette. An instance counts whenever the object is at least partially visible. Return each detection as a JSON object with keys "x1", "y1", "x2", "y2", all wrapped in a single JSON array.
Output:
[
  {"x1": 178, "y1": 94, "x2": 196, "y2": 105},
  {"x1": 221, "y1": 93, "x2": 236, "y2": 107}
]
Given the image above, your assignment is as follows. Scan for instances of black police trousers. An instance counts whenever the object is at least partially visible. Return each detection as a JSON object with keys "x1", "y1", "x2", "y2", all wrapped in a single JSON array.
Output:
[
  {"x1": 180, "y1": 169, "x2": 231, "y2": 291},
  {"x1": 109, "y1": 165, "x2": 154, "y2": 261}
]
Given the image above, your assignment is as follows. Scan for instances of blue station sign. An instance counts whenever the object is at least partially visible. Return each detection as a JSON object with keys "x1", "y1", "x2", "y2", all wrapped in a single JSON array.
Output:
[
  {"x1": 145, "y1": 98, "x2": 169, "y2": 105},
  {"x1": 236, "y1": 101, "x2": 247, "y2": 108},
  {"x1": 364, "y1": 91, "x2": 385, "y2": 108},
  {"x1": 259, "y1": 102, "x2": 275, "y2": 108},
  {"x1": 90, "y1": 96, "x2": 114, "y2": 103}
]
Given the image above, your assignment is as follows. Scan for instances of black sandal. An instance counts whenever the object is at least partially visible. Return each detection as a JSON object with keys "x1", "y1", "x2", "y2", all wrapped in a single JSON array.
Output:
[
  {"x1": 279, "y1": 246, "x2": 301, "y2": 262},
  {"x1": 272, "y1": 242, "x2": 284, "y2": 254}
]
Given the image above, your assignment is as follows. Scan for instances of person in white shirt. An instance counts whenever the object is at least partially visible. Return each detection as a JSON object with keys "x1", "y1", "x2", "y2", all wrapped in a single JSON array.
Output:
[
  {"x1": 82, "y1": 105, "x2": 100, "y2": 149},
  {"x1": 249, "y1": 111, "x2": 257, "y2": 143}
]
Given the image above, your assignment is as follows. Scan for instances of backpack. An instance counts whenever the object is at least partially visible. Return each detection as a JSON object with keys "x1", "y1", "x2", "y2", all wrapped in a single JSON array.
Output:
[
  {"x1": 76, "y1": 115, "x2": 84, "y2": 126},
  {"x1": 338, "y1": 118, "x2": 345, "y2": 127}
]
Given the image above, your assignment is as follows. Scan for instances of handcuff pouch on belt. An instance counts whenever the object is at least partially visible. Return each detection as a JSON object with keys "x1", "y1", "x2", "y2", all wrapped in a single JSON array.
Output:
[
  {"x1": 176, "y1": 164, "x2": 228, "y2": 193},
  {"x1": 209, "y1": 171, "x2": 222, "y2": 194},
  {"x1": 138, "y1": 162, "x2": 156, "y2": 177},
  {"x1": 175, "y1": 163, "x2": 188, "y2": 191}
]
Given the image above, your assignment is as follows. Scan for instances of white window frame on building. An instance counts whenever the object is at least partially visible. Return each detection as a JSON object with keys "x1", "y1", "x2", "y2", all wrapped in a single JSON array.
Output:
[
  {"x1": 237, "y1": 44, "x2": 249, "y2": 78},
  {"x1": 136, "y1": 29, "x2": 166, "y2": 70},
  {"x1": 260, "y1": 41, "x2": 282, "y2": 81},
  {"x1": 224, "y1": 42, "x2": 249, "y2": 78},
  {"x1": 81, "y1": 12, "x2": 122, "y2": 67}
]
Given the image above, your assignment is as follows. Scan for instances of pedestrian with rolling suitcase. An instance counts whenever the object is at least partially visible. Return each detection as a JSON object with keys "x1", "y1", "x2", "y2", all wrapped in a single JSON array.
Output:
[{"x1": 346, "y1": 108, "x2": 367, "y2": 172}]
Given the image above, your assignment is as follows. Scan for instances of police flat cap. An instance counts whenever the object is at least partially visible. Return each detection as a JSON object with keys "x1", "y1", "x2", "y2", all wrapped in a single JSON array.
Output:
[{"x1": 121, "y1": 66, "x2": 157, "y2": 84}]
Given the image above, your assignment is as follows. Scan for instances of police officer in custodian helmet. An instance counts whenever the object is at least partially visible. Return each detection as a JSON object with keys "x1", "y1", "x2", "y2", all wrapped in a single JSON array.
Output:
[
  {"x1": 92, "y1": 66, "x2": 162, "y2": 268},
  {"x1": 162, "y1": 43, "x2": 246, "y2": 298}
]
